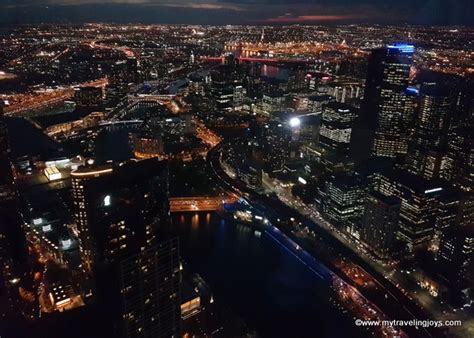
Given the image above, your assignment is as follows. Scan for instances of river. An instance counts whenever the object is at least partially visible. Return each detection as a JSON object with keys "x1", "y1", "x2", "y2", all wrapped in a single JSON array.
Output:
[
  {"x1": 7, "y1": 117, "x2": 365, "y2": 338},
  {"x1": 169, "y1": 212, "x2": 364, "y2": 338}
]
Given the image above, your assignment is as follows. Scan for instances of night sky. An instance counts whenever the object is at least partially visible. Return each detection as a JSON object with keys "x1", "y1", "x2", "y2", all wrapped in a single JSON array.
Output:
[{"x1": 0, "y1": 0, "x2": 472, "y2": 25}]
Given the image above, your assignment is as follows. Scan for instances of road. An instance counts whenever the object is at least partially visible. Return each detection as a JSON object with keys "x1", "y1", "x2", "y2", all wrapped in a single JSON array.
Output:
[{"x1": 207, "y1": 142, "x2": 443, "y2": 338}]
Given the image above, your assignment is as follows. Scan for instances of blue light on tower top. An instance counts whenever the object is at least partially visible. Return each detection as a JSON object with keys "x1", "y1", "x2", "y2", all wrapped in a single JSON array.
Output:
[{"x1": 387, "y1": 43, "x2": 415, "y2": 54}]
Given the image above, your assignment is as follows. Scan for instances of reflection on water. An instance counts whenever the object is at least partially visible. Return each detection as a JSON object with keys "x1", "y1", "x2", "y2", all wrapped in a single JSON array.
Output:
[
  {"x1": 261, "y1": 65, "x2": 290, "y2": 80},
  {"x1": 94, "y1": 127, "x2": 134, "y2": 164},
  {"x1": 170, "y1": 212, "x2": 362, "y2": 338},
  {"x1": 191, "y1": 213, "x2": 200, "y2": 230}
]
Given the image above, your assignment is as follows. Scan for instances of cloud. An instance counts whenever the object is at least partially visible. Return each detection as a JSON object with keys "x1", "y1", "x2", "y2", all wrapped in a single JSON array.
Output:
[
  {"x1": 157, "y1": 2, "x2": 245, "y2": 11},
  {"x1": 262, "y1": 14, "x2": 364, "y2": 24},
  {"x1": 0, "y1": 0, "x2": 472, "y2": 25},
  {"x1": 2, "y1": 0, "x2": 247, "y2": 12}
]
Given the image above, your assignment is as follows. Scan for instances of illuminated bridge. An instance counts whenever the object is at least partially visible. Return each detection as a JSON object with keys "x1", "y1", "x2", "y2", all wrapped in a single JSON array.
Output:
[
  {"x1": 128, "y1": 94, "x2": 176, "y2": 103},
  {"x1": 203, "y1": 56, "x2": 309, "y2": 64},
  {"x1": 99, "y1": 119, "x2": 143, "y2": 126},
  {"x1": 169, "y1": 196, "x2": 238, "y2": 212}
]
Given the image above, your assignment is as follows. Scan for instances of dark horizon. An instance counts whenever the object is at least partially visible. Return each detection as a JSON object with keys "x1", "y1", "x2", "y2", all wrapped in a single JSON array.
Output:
[
  {"x1": 0, "y1": 1, "x2": 473, "y2": 26},
  {"x1": 0, "y1": 6, "x2": 473, "y2": 338}
]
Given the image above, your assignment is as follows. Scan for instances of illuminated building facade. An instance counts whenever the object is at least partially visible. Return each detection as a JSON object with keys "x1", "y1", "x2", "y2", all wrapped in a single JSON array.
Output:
[
  {"x1": 262, "y1": 91, "x2": 287, "y2": 114},
  {"x1": 130, "y1": 131, "x2": 165, "y2": 160},
  {"x1": 210, "y1": 69, "x2": 237, "y2": 113},
  {"x1": 262, "y1": 121, "x2": 291, "y2": 173},
  {"x1": 321, "y1": 174, "x2": 366, "y2": 233},
  {"x1": 74, "y1": 86, "x2": 103, "y2": 107},
  {"x1": 374, "y1": 170, "x2": 443, "y2": 252},
  {"x1": 319, "y1": 102, "x2": 357, "y2": 156},
  {"x1": 435, "y1": 193, "x2": 463, "y2": 234},
  {"x1": 233, "y1": 85, "x2": 246, "y2": 111},
  {"x1": 120, "y1": 238, "x2": 180, "y2": 338},
  {"x1": 106, "y1": 58, "x2": 138, "y2": 107},
  {"x1": 437, "y1": 226, "x2": 474, "y2": 299},
  {"x1": 361, "y1": 191, "x2": 401, "y2": 259},
  {"x1": 406, "y1": 83, "x2": 455, "y2": 179},
  {"x1": 441, "y1": 127, "x2": 474, "y2": 192},
  {"x1": 361, "y1": 44, "x2": 415, "y2": 158},
  {"x1": 298, "y1": 115, "x2": 320, "y2": 145},
  {"x1": 307, "y1": 95, "x2": 334, "y2": 115},
  {"x1": 71, "y1": 158, "x2": 180, "y2": 337}
]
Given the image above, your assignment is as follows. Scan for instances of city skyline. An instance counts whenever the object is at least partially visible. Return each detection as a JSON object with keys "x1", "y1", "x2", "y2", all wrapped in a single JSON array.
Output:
[{"x1": 0, "y1": 13, "x2": 472, "y2": 338}]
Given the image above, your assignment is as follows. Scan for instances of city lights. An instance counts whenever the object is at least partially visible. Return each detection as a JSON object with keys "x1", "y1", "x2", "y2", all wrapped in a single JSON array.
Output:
[
  {"x1": 0, "y1": 14, "x2": 471, "y2": 338},
  {"x1": 289, "y1": 117, "x2": 301, "y2": 128}
]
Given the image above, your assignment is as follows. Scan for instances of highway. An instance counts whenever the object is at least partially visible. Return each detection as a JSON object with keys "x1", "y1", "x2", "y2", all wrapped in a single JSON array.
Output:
[
  {"x1": 3, "y1": 78, "x2": 107, "y2": 117},
  {"x1": 207, "y1": 142, "x2": 443, "y2": 338}
]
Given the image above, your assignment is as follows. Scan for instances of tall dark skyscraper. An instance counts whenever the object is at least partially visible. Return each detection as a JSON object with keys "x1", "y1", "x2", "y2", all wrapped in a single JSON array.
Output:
[
  {"x1": 0, "y1": 101, "x2": 29, "y2": 317},
  {"x1": 71, "y1": 158, "x2": 180, "y2": 337},
  {"x1": 0, "y1": 102, "x2": 13, "y2": 195},
  {"x1": 211, "y1": 70, "x2": 235, "y2": 112},
  {"x1": 360, "y1": 44, "x2": 415, "y2": 158},
  {"x1": 361, "y1": 191, "x2": 401, "y2": 259},
  {"x1": 437, "y1": 225, "x2": 474, "y2": 300},
  {"x1": 106, "y1": 57, "x2": 138, "y2": 107},
  {"x1": 406, "y1": 82, "x2": 455, "y2": 180}
]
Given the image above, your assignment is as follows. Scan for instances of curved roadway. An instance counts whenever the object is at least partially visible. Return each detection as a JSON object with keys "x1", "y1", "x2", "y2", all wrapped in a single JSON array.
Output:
[{"x1": 207, "y1": 141, "x2": 443, "y2": 338}]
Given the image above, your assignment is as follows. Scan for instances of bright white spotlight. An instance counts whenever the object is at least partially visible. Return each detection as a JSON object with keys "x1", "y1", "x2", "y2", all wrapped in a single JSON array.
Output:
[
  {"x1": 103, "y1": 195, "x2": 111, "y2": 207},
  {"x1": 289, "y1": 117, "x2": 301, "y2": 128}
]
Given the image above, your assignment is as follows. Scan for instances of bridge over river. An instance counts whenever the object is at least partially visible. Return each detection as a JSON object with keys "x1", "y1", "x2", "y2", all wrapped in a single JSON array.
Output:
[{"x1": 169, "y1": 196, "x2": 238, "y2": 212}]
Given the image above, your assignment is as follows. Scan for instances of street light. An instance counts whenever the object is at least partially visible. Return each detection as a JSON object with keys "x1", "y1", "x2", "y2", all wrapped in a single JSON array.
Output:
[{"x1": 289, "y1": 117, "x2": 301, "y2": 128}]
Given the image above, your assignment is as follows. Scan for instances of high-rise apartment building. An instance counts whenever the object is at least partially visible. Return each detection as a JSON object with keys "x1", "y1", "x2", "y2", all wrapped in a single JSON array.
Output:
[{"x1": 71, "y1": 158, "x2": 180, "y2": 337}]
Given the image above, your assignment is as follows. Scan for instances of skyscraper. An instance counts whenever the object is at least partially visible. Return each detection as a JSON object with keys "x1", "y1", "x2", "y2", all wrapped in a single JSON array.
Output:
[
  {"x1": 361, "y1": 191, "x2": 401, "y2": 259},
  {"x1": 0, "y1": 101, "x2": 29, "y2": 317},
  {"x1": 211, "y1": 70, "x2": 234, "y2": 113},
  {"x1": 0, "y1": 101, "x2": 13, "y2": 200},
  {"x1": 406, "y1": 82, "x2": 455, "y2": 179},
  {"x1": 119, "y1": 238, "x2": 180, "y2": 337},
  {"x1": 437, "y1": 225, "x2": 474, "y2": 301},
  {"x1": 71, "y1": 158, "x2": 180, "y2": 337},
  {"x1": 374, "y1": 169, "x2": 443, "y2": 252},
  {"x1": 106, "y1": 58, "x2": 138, "y2": 108},
  {"x1": 441, "y1": 127, "x2": 474, "y2": 193},
  {"x1": 322, "y1": 174, "x2": 366, "y2": 234},
  {"x1": 360, "y1": 44, "x2": 415, "y2": 158},
  {"x1": 319, "y1": 102, "x2": 357, "y2": 156}
]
